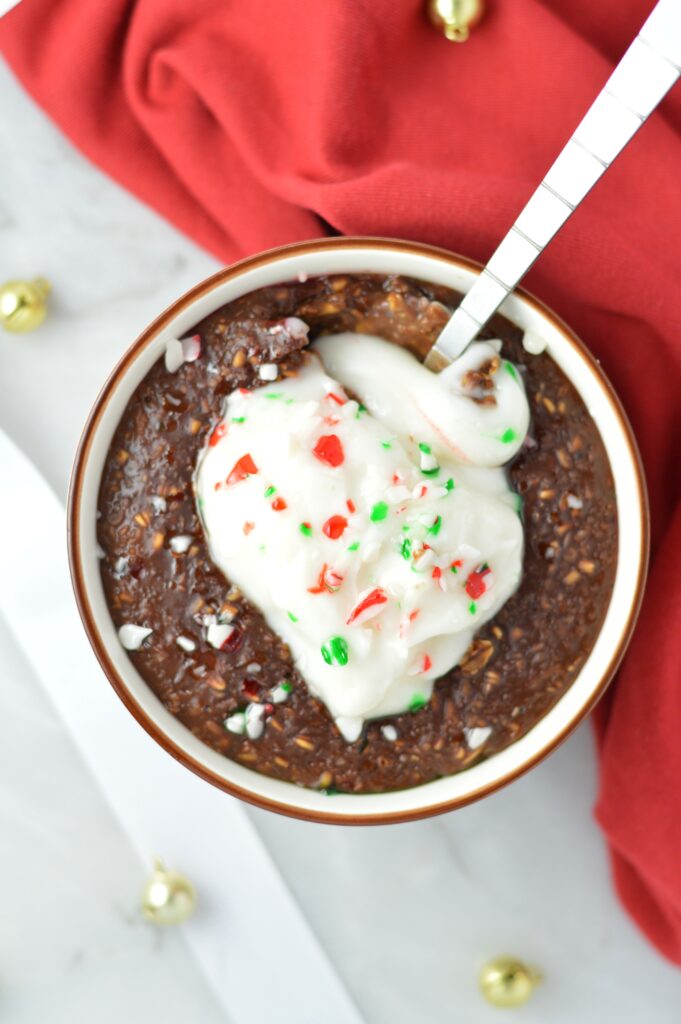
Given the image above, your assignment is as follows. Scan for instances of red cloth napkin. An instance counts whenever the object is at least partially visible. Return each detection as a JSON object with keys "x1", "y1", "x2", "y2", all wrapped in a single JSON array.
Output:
[{"x1": 2, "y1": 0, "x2": 680, "y2": 962}]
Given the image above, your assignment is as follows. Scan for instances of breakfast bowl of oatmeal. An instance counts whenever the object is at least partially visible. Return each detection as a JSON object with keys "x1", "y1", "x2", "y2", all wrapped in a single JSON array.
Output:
[{"x1": 68, "y1": 238, "x2": 648, "y2": 823}]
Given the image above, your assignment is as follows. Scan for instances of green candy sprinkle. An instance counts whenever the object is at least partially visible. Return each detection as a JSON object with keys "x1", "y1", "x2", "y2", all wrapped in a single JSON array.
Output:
[
  {"x1": 197, "y1": 496, "x2": 205, "y2": 511},
  {"x1": 231, "y1": 416, "x2": 246, "y2": 423},
  {"x1": 264, "y1": 485, "x2": 276, "y2": 498},
  {"x1": 428, "y1": 516, "x2": 442, "y2": 536},
  {"x1": 287, "y1": 611, "x2": 299, "y2": 622},
  {"x1": 514, "y1": 493, "x2": 524, "y2": 516},
  {"x1": 299, "y1": 522, "x2": 313, "y2": 536},
  {"x1": 468, "y1": 601, "x2": 477, "y2": 615},
  {"x1": 281, "y1": 681, "x2": 293, "y2": 693},
  {"x1": 400, "y1": 537, "x2": 412, "y2": 560},
  {"x1": 347, "y1": 541, "x2": 360, "y2": 552},
  {"x1": 500, "y1": 428, "x2": 518, "y2": 444},
  {"x1": 370, "y1": 501, "x2": 389, "y2": 522},
  {"x1": 418, "y1": 442, "x2": 431, "y2": 454},
  {"x1": 504, "y1": 360, "x2": 519, "y2": 382},
  {"x1": 445, "y1": 478, "x2": 455, "y2": 492},
  {"x1": 356, "y1": 404, "x2": 367, "y2": 418},
  {"x1": 285, "y1": 398, "x2": 295, "y2": 405},
  {"x1": 264, "y1": 392, "x2": 283, "y2": 400},
  {"x1": 381, "y1": 440, "x2": 392, "y2": 449},
  {"x1": 402, "y1": 524, "x2": 411, "y2": 532},
  {"x1": 330, "y1": 636, "x2": 349, "y2": 665},
  {"x1": 409, "y1": 694, "x2": 427, "y2": 713},
  {"x1": 421, "y1": 466, "x2": 440, "y2": 478},
  {"x1": 322, "y1": 635, "x2": 349, "y2": 666}
]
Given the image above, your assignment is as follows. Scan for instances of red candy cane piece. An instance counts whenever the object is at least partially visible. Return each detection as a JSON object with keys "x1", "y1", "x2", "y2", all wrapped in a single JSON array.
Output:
[
  {"x1": 307, "y1": 564, "x2": 329, "y2": 594},
  {"x1": 209, "y1": 421, "x2": 228, "y2": 447},
  {"x1": 312, "y1": 434, "x2": 344, "y2": 467},
  {"x1": 226, "y1": 453, "x2": 258, "y2": 484},
  {"x1": 465, "y1": 566, "x2": 491, "y2": 599},
  {"x1": 322, "y1": 515, "x2": 348, "y2": 540},
  {"x1": 325, "y1": 568, "x2": 344, "y2": 592},
  {"x1": 308, "y1": 564, "x2": 344, "y2": 595},
  {"x1": 327, "y1": 392, "x2": 347, "y2": 406},
  {"x1": 271, "y1": 497, "x2": 287, "y2": 511},
  {"x1": 346, "y1": 587, "x2": 388, "y2": 626},
  {"x1": 432, "y1": 566, "x2": 447, "y2": 592}
]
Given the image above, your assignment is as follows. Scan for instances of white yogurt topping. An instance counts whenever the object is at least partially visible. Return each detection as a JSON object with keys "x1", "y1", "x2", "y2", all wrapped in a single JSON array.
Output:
[
  {"x1": 195, "y1": 336, "x2": 528, "y2": 742},
  {"x1": 316, "y1": 332, "x2": 529, "y2": 467}
]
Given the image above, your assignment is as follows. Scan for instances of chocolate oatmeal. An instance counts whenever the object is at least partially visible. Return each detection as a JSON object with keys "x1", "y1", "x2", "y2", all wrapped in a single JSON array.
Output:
[{"x1": 97, "y1": 274, "x2": 618, "y2": 793}]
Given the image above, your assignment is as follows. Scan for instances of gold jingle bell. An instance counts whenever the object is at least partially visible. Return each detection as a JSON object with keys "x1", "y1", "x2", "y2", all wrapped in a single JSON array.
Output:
[
  {"x1": 0, "y1": 277, "x2": 51, "y2": 333},
  {"x1": 479, "y1": 956, "x2": 542, "y2": 1008},
  {"x1": 141, "y1": 857, "x2": 197, "y2": 926},
  {"x1": 427, "y1": 0, "x2": 485, "y2": 42}
]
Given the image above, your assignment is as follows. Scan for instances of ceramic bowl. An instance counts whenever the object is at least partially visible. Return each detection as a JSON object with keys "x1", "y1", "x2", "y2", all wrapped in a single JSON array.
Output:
[{"x1": 68, "y1": 237, "x2": 648, "y2": 824}]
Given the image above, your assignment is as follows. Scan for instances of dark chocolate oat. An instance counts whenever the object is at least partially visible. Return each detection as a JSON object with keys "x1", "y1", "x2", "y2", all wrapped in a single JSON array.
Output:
[{"x1": 97, "y1": 274, "x2": 618, "y2": 793}]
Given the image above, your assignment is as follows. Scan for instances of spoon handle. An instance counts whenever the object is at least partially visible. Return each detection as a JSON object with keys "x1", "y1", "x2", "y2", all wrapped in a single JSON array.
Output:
[{"x1": 427, "y1": 0, "x2": 681, "y2": 371}]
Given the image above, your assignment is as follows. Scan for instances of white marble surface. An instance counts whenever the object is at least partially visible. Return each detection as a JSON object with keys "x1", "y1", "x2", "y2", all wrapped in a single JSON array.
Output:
[{"x1": 1, "y1": 57, "x2": 680, "y2": 1022}]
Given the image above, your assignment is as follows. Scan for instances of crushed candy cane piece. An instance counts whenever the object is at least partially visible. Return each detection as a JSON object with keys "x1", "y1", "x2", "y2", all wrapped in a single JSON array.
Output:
[
  {"x1": 164, "y1": 338, "x2": 184, "y2": 373},
  {"x1": 206, "y1": 622, "x2": 235, "y2": 649},
  {"x1": 464, "y1": 726, "x2": 492, "y2": 750},
  {"x1": 176, "y1": 635, "x2": 196, "y2": 653},
  {"x1": 224, "y1": 712, "x2": 246, "y2": 735},
  {"x1": 269, "y1": 682, "x2": 292, "y2": 704},
  {"x1": 227, "y1": 453, "x2": 258, "y2": 484},
  {"x1": 308, "y1": 564, "x2": 344, "y2": 594},
  {"x1": 420, "y1": 451, "x2": 439, "y2": 475},
  {"x1": 346, "y1": 587, "x2": 388, "y2": 626},
  {"x1": 182, "y1": 334, "x2": 201, "y2": 363},
  {"x1": 381, "y1": 725, "x2": 398, "y2": 742},
  {"x1": 118, "y1": 624, "x2": 152, "y2": 650},
  {"x1": 209, "y1": 421, "x2": 228, "y2": 447},
  {"x1": 408, "y1": 653, "x2": 433, "y2": 676},
  {"x1": 465, "y1": 565, "x2": 492, "y2": 600},
  {"x1": 326, "y1": 391, "x2": 347, "y2": 405},
  {"x1": 258, "y1": 363, "x2": 278, "y2": 381},
  {"x1": 169, "y1": 534, "x2": 193, "y2": 554},
  {"x1": 245, "y1": 703, "x2": 266, "y2": 739},
  {"x1": 164, "y1": 334, "x2": 201, "y2": 372},
  {"x1": 522, "y1": 330, "x2": 547, "y2": 355},
  {"x1": 567, "y1": 493, "x2": 583, "y2": 509},
  {"x1": 151, "y1": 495, "x2": 167, "y2": 514},
  {"x1": 312, "y1": 433, "x2": 344, "y2": 467},
  {"x1": 283, "y1": 316, "x2": 310, "y2": 339},
  {"x1": 322, "y1": 515, "x2": 348, "y2": 540}
]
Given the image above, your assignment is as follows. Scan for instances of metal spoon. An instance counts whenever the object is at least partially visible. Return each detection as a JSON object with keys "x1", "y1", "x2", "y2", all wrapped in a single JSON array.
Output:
[{"x1": 426, "y1": 0, "x2": 681, "y2": 372}]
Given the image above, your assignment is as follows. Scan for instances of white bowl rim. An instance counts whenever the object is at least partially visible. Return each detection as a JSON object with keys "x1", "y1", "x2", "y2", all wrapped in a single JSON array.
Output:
[{"x1": 67, "y1": 237, "x2": 649, "y2": 825}]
